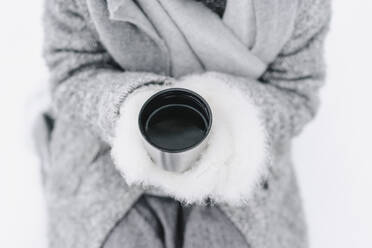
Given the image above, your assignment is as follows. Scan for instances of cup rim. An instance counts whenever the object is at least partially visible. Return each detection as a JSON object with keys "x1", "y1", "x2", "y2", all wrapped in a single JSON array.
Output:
[{"x1": 138, "y1": 88, "x2": 213, "y2": 153}]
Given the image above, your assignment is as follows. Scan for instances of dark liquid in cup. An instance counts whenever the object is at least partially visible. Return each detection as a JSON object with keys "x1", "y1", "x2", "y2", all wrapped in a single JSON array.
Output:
[
  {"x1": 145, "y1": 104, "x2": 207, "y2": 151},
  {"x1": 139, "y1": 88, "x2": 212, "y2": 152}
]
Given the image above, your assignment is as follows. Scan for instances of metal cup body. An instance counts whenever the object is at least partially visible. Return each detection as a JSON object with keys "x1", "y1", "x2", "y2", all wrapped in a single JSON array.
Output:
[
  {"x1": 138, "y1": 88, "x2": 212, "y2": 173},
  {"x1": 141, "y1": 135, "x2": 209, "y2": 172}
]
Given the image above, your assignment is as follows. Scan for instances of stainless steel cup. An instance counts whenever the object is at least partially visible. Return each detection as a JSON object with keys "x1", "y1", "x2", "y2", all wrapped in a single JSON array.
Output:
[{"x1": 139, "y1": 88, "x2": 212, "y2": 173}]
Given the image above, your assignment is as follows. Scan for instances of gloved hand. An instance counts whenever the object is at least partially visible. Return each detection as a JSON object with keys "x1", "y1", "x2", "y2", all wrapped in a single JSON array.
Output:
[{"x1": 111, "y1": 72, "x2": 268, "y2": 205}]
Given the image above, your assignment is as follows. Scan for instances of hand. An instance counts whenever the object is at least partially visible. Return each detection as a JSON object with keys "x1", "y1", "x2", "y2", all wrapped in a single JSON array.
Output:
[{"x1": 111, "y1": 73, "x2": 268, "y2": 205}]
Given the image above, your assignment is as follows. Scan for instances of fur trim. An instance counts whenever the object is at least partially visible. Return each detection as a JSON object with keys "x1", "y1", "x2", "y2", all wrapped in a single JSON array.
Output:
[{"x1": 111, "y1": 73, "x2": 268, "y2": 205}]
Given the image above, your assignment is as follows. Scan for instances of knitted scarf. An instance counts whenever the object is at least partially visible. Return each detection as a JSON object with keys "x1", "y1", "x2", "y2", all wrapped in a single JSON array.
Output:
[{"x1": 106, "y1": 0, "x2": 265, "y2": 79}]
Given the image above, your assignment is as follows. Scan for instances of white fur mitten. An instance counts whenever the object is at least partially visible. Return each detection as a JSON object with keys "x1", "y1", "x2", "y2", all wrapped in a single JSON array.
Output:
[{"x1": 111, "y1": 72, "x2": 269, "y2": 205}]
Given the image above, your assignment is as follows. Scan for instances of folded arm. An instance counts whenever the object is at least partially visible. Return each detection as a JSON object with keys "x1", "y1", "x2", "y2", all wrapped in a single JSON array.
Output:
[
  {"x1": 43, "y1": 0, "x2": 170, "y2": 144},
  {"x1": 222, "y1": 0, "x2": 331, "y2": 147}
]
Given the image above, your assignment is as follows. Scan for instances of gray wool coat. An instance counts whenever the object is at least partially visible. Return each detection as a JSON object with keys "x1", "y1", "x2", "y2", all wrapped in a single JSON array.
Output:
[{"x1": 37, "y1": 0, "x2": 331, "y2": 247}]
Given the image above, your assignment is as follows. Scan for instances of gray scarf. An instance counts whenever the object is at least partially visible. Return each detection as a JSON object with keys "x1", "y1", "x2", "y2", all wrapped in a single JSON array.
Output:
[{"x1": 106, "y1": 0, "x2": 264, "y2": 78}]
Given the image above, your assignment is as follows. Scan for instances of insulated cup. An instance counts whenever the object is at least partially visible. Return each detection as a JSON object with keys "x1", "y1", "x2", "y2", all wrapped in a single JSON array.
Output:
[{"x1": 139, "y1": 88, "x2": 212, "y2": 172}]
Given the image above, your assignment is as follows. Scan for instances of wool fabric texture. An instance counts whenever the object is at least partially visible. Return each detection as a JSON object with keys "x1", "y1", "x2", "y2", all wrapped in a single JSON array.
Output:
[{"x1": 37, "y1": 0, "x2": 332, "y2": 247}]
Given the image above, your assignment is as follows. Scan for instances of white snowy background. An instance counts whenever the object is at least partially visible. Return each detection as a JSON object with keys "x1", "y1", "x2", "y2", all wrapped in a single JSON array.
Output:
[{"x1": 0, "y1": 1, "x2": 371, "y2": 247}]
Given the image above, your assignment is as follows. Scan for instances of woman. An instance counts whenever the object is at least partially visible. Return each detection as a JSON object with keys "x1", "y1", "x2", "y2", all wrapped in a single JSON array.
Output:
[{"x1": 38, "y1": 0, "x2": 331, "y2": 247}]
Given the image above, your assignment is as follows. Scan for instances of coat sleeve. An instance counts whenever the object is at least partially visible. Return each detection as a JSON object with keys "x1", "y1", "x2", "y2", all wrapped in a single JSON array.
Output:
[
  {"x1": 238, "y1": 0, "x2": 332, "y2": 147},
  {"x1": 43, "y1": 0, "x2": 171, "y2": 144},
  {"x1": 111, "y1": 0, "x2": 332, "y2": 205}
]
